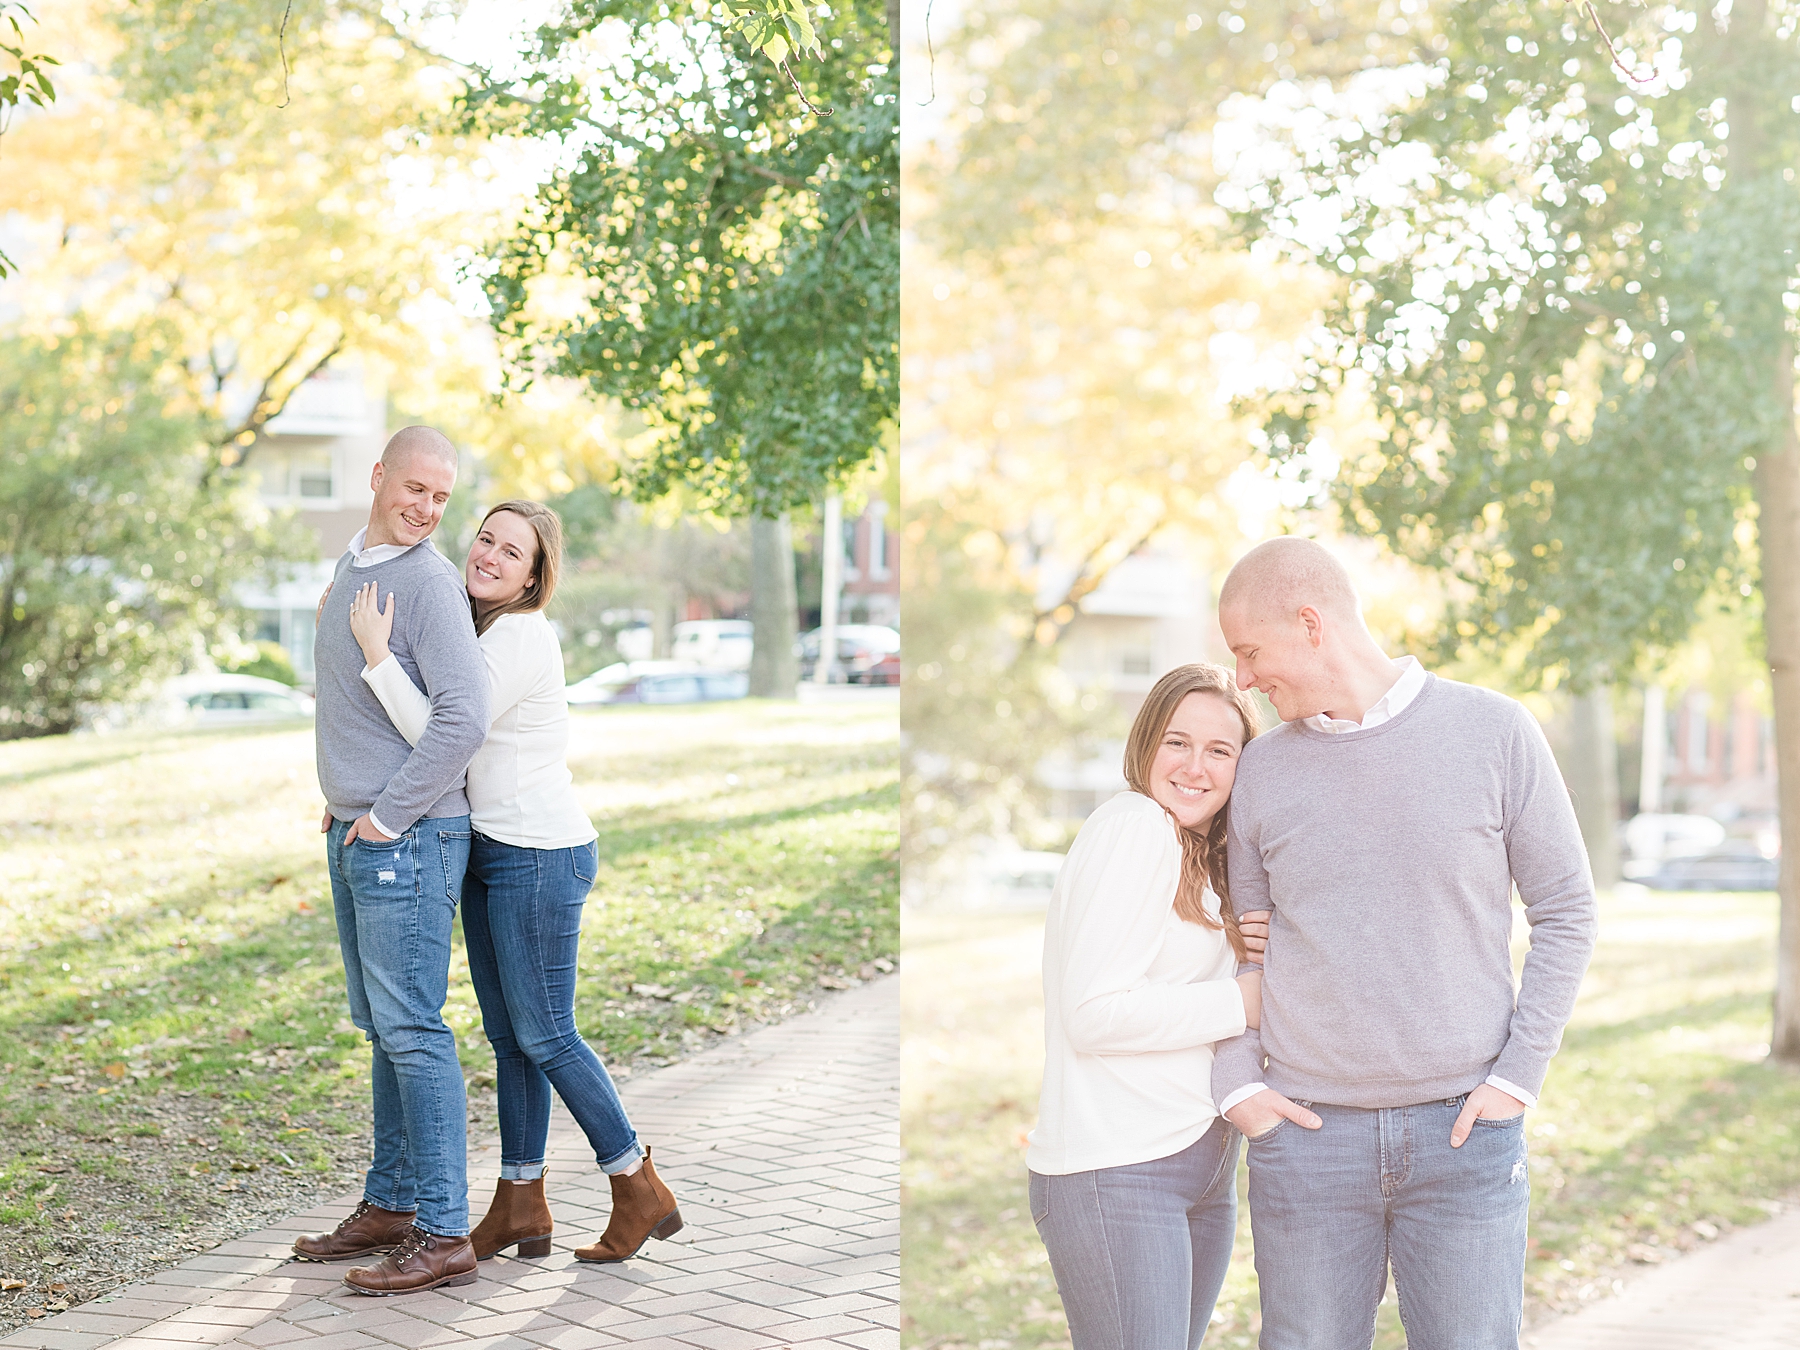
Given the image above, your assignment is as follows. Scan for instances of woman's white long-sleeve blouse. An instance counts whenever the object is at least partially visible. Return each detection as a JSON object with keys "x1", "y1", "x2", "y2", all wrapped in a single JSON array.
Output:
[
  {"x1": 362, "y1": 611, "x2": 598, "y2": 851},
  {"x1": 1026, "y1": 789, "x2": 1247, "y2": 1176}
]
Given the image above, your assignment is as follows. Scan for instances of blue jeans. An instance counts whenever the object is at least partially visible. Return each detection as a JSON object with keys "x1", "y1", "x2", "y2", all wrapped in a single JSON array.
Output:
[
  {"x1": 326, "y1": 816, "x2": 472, "y2": 1237},
  {"x1": 1246, "y1": 1097, "x2": 1530, "y2": 1350},
  {"x1": 462, "y1": 833, "x2": 642, "y2": 1178},
  {"x1": 1030, "y1": 1119, "x2": 1241, "y2": 1350}
]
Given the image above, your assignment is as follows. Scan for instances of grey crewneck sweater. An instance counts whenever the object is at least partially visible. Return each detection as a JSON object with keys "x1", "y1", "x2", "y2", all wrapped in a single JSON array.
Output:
[
  {"x1": 1211, "y1": 674, "x2": 1597, "y2": 1109},
  {"x1": 314, "y1": 541, "x2": 488, "y2": 832}
]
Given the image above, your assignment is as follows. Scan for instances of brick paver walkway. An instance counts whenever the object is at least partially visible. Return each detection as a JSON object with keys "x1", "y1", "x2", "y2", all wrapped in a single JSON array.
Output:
[
  {"x1": 1524, "y1": 1206, "x2": 1800, "y2": 1350},
  {"x1": 1, "y1": 978, "x2": 897, "y2": 1350}
]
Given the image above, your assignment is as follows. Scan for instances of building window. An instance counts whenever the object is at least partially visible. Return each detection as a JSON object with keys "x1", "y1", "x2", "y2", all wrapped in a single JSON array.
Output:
[
  {"x1": 294, "y1": 453, "x2": 335, "y2": 499},
  {"x1": 842, "y1": 518, "x2": 860, "y2": 581},
  {"x1": 868, "y1": 506, "x2": 890, "y2": 579},
  {"x1": 1120, "y1": 649, "x2": 1153, "y2": 676},
  {"x1": 1687, "y1": 699, "x2": 1709, "y2": 773}
]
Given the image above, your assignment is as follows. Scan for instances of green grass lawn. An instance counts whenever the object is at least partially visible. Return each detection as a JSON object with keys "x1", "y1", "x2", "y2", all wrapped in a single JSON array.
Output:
[
  {"x1": 0, "y1": 699, "x2": 897, "y2": 1275},
  {"x1": 900, "y1": 890, "x2": 1800, "y2": 1348}
]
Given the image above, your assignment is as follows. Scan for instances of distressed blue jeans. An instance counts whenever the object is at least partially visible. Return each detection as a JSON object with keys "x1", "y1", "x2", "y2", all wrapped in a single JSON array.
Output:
[
  {"x1": 462, "y1": 833, "x2": 642, "y2": 1179},
  {"x1": 326, "y1": 815, "x2": 472, "y2": 1237},
  {"x1": 1245, "y1": 1096, "x2": 1530, "y2": 1350},
  {"x1": 1030, "y1": 1118, "x2": 1241, "y2": 1350}
]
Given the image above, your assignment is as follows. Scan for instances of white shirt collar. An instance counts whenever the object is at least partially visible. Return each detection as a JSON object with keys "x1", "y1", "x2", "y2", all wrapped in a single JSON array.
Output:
[
  {"x1": 1306, "y1": 655, "x2": 1427, "y2": 734},
  {"x1": 346, "y1": 526, "x2": 424, "y2": 569}
]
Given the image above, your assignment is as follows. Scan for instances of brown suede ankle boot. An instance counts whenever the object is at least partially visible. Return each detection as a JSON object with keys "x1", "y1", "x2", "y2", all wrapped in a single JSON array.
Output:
[
  {"x1": 292, "y1": 1198, "x2": 418, "y2": 1262},
  {"x1": 572, "y1": 1148, "x2": 682, "y2": 1262},
  {"x1": 469, "y1": 1176, "x2": 554, "y2": 1260}
]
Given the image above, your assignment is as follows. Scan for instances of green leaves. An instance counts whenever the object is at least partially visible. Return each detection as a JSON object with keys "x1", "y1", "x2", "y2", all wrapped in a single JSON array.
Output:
[
  {"x1": 0, "y1": 1, "x2": 58, "y2": 279},
  {"x1": 0, "y1": 328, "x2": 311, "y2": 736},
  {"x1": 725, "y1": 0, "x2": 824, "y2": 67},
  {"x1": 464, "y1": 0, "x2": 895, "y2": 517},
  {"x1": 1222, "y1": 1, "x2": 1800, "y2": 689}
]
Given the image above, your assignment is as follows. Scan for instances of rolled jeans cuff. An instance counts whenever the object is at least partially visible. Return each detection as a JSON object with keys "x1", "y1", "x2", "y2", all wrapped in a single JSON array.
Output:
[
  {"x1": 500, "y1": 1161, "x2": 547, "y2": 1181},
  {"x1": 601, "y1": 1142, "x2": 646, "y2": 1175}
]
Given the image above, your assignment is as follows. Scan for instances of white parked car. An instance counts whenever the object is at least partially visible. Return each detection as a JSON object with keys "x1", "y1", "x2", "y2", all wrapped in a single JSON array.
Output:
[
  {"x1": 164, "y1": 674, "x2": 315, "y2": 725},
  {"x1": 566, "y1": 661, "x2": 747, "y2": 706},
  {"x1": 671, "y1": 620, "x2": 754, "y2": 671}
]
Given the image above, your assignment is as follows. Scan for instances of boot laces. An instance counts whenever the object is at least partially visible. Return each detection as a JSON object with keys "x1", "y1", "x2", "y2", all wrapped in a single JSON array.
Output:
[
  {"x1": 390, "y1": 1226, "x2": 431, "y2": 1267},
  {"x1": 333, "y1": 1199, "x2": 374, "y2": 1234}
]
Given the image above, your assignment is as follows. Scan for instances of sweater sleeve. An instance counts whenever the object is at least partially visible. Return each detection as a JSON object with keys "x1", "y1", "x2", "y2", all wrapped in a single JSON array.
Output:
[
  {"x1": 1491, "y1": 703, "x2": 1599, "y2": 1098},
  {"x1": 1055, "y1": 802, "x2": 1247, "y2": 1056},
  {"x1": 1209, "y1": 792, "x2": 1273, "y2": 1104},
  {"x1": 360, "y1": 617, "x2": 543, "y2": 747},
  {"x1": 368, "y1": 571, "x2": 490, "y2": 833}
]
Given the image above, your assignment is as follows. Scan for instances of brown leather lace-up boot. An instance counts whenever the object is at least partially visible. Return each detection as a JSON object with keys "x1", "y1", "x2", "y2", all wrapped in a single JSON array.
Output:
[
  {"x1": 470, "y1": 1176, "x2": 554, "y2": 1259},
  {"x1": 291, "y1": 1198, "x2": 418, "y2": 1262},
  {"x1": 341, "y1": 1225, "x2": 478, "y2": 1295},
  {"x1": 572, "y1": 1147, "x2": 682, "y2": 1263}
]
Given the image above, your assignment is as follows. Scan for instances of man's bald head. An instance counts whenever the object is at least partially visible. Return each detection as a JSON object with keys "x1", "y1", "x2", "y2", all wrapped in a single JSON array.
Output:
[
  {"x1": 381, "y1": 425, "x2": 459, "y2": 475},
  {"x1": 365, "y1": 426, "x2": 459, "y2": 549},
  {"x1": 1218, "y1": 537, "x2": 1361, "y2": 628}
]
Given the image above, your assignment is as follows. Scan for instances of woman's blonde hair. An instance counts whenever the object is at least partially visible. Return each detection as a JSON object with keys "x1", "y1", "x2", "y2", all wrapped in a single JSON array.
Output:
[
  {"x1": 1121, "y1": 663, "x2": 1262, "y2": 960},
  {"x1": 471, "y1": 500, "x2": 564, "y2": 637}
]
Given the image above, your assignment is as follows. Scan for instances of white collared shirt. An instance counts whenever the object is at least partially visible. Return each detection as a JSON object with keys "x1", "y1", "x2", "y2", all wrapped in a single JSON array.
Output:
[
  {"x1": 343, "y1": 526, "x2": 427, "y2": 837},
  {"x1": 1221, "y1": 653, "x2": 1541, "y2": 1115},
  {"x1": 345, "y1": 526, "x2": 423, "y2": 569},
  {"x1": 1305, "y1": 655, "x2": 1427, "y2": 733}
]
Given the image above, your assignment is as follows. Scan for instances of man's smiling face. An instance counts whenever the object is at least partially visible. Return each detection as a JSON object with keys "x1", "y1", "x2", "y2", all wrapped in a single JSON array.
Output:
[
  {"x1": 1219, "y1": 598, "x2": 1331, "y2": 723},
  {"x1": 367, "y1": 450, "x2": 456, "y2": 548}
]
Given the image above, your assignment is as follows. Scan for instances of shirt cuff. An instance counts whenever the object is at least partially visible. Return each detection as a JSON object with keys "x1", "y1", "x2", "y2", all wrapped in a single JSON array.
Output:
[
  {"x1": 360, "y1": 654, "x2": 394, "y2": 680},
  {"x1": 1485, "y1": 1075, "x2": 1537, "y2": 1109},
  {"x1": 1218, "y1": 1082, "x2": 1268, "y2": 1117},
  {"x1": 366, "y1": 809, "x2": 400, "y2": 841}
]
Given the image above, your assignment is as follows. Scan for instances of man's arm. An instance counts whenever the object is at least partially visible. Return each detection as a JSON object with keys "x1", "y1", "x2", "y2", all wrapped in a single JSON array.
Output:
[
  {"x1": 366, "y1": 572, "x2": 489, "y2": 834},
  {"x1": 1491, "y1": 703, "x2": 1599, "y2": 1097}
]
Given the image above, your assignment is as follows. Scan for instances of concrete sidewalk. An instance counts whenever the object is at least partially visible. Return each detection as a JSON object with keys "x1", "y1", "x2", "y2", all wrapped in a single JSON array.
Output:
[
  {"x1": 1, "y1": 977, "x2": 898, "y2": 1350},
  {"x1": 1525, "y1": 1207, "x2": 1800, "y2": 1350}
]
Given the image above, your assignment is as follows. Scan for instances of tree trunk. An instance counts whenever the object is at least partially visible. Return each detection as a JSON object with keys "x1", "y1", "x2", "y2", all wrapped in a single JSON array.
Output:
[
  {"x1": 1639, "y1": 683, "x2": 1667, "y2": 815},
  {"x1": 749, "y1": 513, "x2": 799, "y2": 698},
  {"x1": 1757, "y1": 334, "x2": 1800, "y2": 1061},
  {"x1": 815, "y1": 492, "x2": 843, "y2": 684},
  {"x1": 1567, "y1": 684, "x2": 1622, "y2": 890}
]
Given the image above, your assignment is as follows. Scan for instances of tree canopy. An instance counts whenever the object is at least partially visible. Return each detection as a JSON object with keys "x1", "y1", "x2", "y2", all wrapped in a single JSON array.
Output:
[
  {"x1": 465, "y1": 0, "x2": 898, "y2": 516},
  {"x1": 1224, "y1": 0, "x2": 1798, "y2": 688}
]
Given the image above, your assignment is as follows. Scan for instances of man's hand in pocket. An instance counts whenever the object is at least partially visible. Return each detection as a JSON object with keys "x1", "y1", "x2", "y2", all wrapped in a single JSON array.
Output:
[{"x1": 1224, "y1": 1088, "x2": 1322, "y2": 1139}]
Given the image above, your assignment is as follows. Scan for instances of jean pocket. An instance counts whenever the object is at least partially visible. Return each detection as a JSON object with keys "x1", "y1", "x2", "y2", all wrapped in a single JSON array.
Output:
[
  {"x1": 437, "y1": 830, "x2": 473, "y2": 904},
  {"x1": 1472, "y1": 1112, "x2": 1526, "y2": 1129},
  {"x1": 571, "y1": 841, "x2": 598, "y2": 884},
  {"x1": 1027, "y1": 1172, "x2": 1050, "y2": 1227},
  {"x1": 1246, "y1": 1118, "x2": 1287, "y2": 1144},
  {"x1": 351, "y1": 833, "x2": 416, "y2": 896}
]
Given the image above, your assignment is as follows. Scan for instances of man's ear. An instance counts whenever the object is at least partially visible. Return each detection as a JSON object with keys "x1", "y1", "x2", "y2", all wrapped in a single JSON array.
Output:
[
  {"x1": 370, "y1": 462, "x2": 385, "y2": 494},
  {"x1": 1298, "y1": 604, "x2": 1326, "y2": 648}
]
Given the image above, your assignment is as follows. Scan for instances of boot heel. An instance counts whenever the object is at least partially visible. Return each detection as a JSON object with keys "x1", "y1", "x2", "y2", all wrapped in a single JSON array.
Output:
[
  {"x1": 442, "y1": 1269, "x2": 480, "y2": 1288},
  {"x1": 514, "y1": 1236, "x2": 553, "y2": 1257},
  {"x1": 651, "y1": 1210, "x2": 684, "y2": 1241}
]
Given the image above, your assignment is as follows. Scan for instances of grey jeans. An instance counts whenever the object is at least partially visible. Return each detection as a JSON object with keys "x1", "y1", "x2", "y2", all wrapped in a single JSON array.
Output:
[
  {"x1": 1030, "y1": 1118, "x2": 1241, "y2": 1350},
  {"x1": 1246, "y1": 1096, "x2": 1530, "y2": 1350}
]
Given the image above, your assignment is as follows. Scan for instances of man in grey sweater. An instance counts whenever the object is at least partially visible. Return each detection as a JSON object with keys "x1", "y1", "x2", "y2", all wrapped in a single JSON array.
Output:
[
  {"x1": 1212, "y1": 537, "x2": 1597, "y2": 1350},
  {"x1": 290, "y1": 426, "x2": 490, "y2": 1295}
]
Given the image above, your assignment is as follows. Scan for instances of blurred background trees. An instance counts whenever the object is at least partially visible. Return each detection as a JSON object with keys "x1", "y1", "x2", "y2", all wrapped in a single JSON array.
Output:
[
  {"x1": 461, "y1": 0, "x2": 897, "y2": 691},
  {"x1": 0, "y1": 0, "x2": 896, "y2": 729}
]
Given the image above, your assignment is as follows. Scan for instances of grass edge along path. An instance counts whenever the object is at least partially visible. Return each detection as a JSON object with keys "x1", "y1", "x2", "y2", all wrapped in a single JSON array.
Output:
[
  {"x1": 900, "y1": 890, "x2": 1800, "y2": 1350},
  {"x1": 0, "y1": 699, "x2": 898, "y2": 1333}
]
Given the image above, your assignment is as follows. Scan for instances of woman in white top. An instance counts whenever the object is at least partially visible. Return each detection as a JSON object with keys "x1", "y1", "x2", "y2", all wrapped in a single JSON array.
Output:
[
  {"x1": 347, "y1": 499, "x2": 682, "y2": 1268},
  {"x1": 1027, "y1": 662, "x2": 1267, "y2": 1350}
]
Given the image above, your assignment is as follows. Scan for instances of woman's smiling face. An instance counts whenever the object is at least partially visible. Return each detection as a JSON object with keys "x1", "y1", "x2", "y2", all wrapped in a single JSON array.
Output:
[
  {"x1": 465, "y1": 509, "x2": 540, "y2": 609},
  {"x1": 1147, "y1": 691, "x2": 1247, "y2": 831}
]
